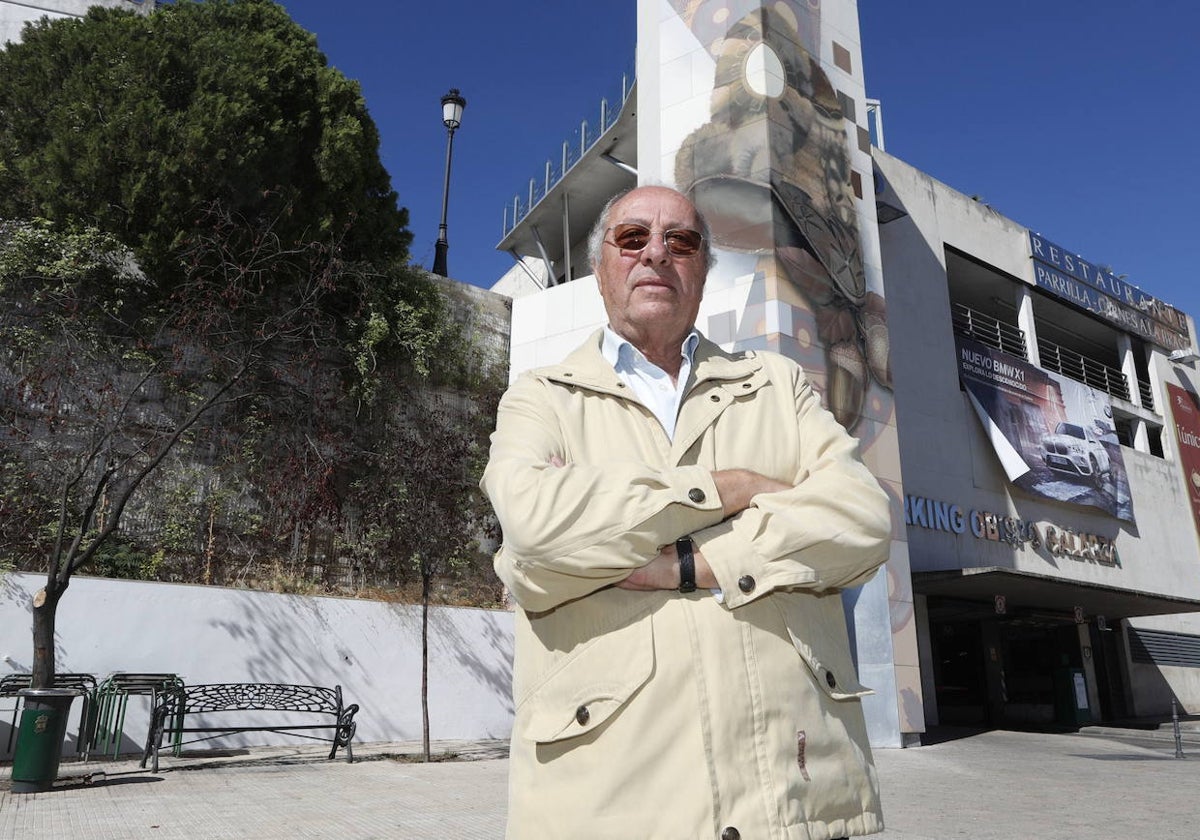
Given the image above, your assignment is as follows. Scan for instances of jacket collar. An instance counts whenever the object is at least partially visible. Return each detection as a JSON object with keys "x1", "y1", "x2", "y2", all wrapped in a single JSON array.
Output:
[{"x1": 542, "y1": 328, "x2": 763, "y2": 398}]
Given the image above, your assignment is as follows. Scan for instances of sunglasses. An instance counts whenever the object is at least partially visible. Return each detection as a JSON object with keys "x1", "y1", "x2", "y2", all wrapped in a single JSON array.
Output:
[{"x1": 606, "y1": 223, "x2": 705, "y2": 257}]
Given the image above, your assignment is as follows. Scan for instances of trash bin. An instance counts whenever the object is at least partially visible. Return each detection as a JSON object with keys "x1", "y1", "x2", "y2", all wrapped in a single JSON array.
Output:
[{"x1": 11, "y1": 688, "x2": 78, "y2": 793}]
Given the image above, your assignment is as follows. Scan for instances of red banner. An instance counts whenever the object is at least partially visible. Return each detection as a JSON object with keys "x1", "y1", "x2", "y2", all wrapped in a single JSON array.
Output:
[{"x1": 1167, "y1": 383, "x2": 1200, "y2": 539}]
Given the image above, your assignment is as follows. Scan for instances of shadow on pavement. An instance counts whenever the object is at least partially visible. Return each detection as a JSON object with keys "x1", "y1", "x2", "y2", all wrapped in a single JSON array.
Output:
[
  {"x1": 54, "y1": 775, "x2": 164, "y2": 791},
  {"x1": 1069, "y1": 753, "x2": 1183, "y2": 761},
  {"x1": 917, "y1": 725, "x2": 993, "y2": 745}
]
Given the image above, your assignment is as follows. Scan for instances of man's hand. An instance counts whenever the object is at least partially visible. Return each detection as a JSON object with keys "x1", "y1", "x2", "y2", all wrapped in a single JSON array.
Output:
[
  {"x1": 552, "y1": 456, "x2": 786, "y2": 592},
  {"x1": 712, "y1": 469, "x2": 790, "y2": 518},
  {"x1": 550, "y1": 458, "x2": 784, "y2": 519},
  {"x1": 617, "y1": 542, "x2": 718, "y2": 590}
]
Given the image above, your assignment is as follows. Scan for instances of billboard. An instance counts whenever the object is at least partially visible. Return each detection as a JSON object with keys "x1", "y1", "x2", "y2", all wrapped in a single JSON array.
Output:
[
  {"x1": 957, "y1": 336, "x2": 1135, "y2": 523},
  {"x1": 1167, "y1": 383, "x2": 1200, "y2": 539}
]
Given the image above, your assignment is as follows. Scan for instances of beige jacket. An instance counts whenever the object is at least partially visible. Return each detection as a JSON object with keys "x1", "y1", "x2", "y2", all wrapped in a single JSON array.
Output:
[{"x1": 482, "y1": 331, "x2": 891, "y2": 840}]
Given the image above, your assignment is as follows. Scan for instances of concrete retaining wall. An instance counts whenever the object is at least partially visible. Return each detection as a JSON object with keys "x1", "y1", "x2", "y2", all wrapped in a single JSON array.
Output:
[{"x1": 0, "y1": 572, "x2": 514, "y2": 757}]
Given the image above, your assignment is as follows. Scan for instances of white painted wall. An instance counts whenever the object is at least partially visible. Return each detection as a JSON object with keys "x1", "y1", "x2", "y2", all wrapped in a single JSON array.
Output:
[{"x1": 1, "y1": 573, "x2": 514, "y2": 758}]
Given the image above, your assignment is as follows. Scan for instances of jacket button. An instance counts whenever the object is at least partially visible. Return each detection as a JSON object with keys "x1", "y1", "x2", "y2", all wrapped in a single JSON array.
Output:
[
  {"x1": 721, "y1": 828, "x2": 740, "y2": 840},
  {"x1": 710, "y1": 394, "x2": 720, "y2": 402},
  {"x1": 688, "y1": 488, "x2": 706, "y2": 504},
  {"x1": 825, "y1": 670, "x2": 838, "y2": 689},
  {"x1": 575, "y1": 705, "x2": 590, "y2": 726},
  {"x1": 737, "y1": 575, "x2": 756, "y2": 593}
]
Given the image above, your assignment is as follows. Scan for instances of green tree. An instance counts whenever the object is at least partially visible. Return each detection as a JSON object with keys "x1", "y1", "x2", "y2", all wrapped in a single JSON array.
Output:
[
  {"x1": 350, "y1": 380, "x2": 504, "y2": 760},
  {"x1": 0, "y1": 209, "x2": 434, "y2": 689},
  {"x1": 0, "y1": 0, "x2": 410, "y2": 285}
]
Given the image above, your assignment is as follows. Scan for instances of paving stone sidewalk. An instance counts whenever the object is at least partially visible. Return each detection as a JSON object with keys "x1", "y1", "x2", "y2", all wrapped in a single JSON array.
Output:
[{"x1": 2, "y1": 728, "x2": 1197, "y2": 839}]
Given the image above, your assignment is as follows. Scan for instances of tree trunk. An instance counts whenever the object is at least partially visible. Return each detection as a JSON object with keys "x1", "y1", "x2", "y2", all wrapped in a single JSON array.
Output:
[
  {"x1": 31, "y1": 581, "x2": 64, "y2": 689},
  {"x1": 421, "y1": 571, "x2": 431, "y2": 762}
]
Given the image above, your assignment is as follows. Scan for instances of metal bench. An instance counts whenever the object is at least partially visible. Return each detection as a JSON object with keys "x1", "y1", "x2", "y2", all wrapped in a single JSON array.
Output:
[
  {"x1": 141, "y1": 682, "x2": 359, "y2": 772},
  {"x1": 1, "y1": 672, "x2": 97, "y2": 757}
]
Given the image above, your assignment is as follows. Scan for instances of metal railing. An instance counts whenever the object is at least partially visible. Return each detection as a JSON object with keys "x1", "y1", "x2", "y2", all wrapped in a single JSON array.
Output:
[
  {"x1": 1037, "y1": 337, "x2": 1130, "y2": 401},
  {"x1": 951, "y1": 303, "x2": 1028, "y2": 359},
  {"x1": 501, "y1": 69, "x2": 635, "y2": 238},
  {"x1": 1139, "y1": 379, "x2": 1155, "y2": 412},
  {"x1": 952, "y1": 303, "x2": 1142, "y2": 404}
]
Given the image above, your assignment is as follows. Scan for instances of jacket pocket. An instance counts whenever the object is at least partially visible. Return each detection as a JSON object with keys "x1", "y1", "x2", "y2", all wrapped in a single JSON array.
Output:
[
  {"x1": 773, "y1": 591, "x2": 872, "y2": 701},
  {"x1": 520, "y1": 612, "x2": 654, "y2": 744}
]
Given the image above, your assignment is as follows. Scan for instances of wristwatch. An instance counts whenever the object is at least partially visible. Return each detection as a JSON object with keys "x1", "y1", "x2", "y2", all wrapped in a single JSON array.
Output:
[{"x1": 676, "y1": 537, "x2": 697, "y2": 593}]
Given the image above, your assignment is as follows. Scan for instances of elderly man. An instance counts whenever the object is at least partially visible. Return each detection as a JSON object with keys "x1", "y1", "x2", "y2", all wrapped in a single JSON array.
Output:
[{"x1": 482, "y1": 185, "x2": 890, "y2": 840}]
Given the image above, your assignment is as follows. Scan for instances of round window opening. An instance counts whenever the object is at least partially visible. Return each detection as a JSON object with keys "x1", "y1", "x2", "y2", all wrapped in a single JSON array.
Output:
[{"x1": 744, "y1": 43, "x2": 786, "y2": 98}]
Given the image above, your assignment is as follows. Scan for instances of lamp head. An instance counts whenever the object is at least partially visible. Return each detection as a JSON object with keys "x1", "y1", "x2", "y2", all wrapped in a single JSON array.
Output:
[{"x1": 441, "y1": 88, "x2": 466, "y2": 130}]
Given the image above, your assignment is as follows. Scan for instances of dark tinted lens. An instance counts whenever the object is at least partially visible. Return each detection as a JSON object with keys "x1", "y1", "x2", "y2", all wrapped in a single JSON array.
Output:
[
  {"x1": 612, "y1": 224, "x2": 651, "y2": 251},
  {"x1": 664, "y1": 229, "x2": 703, "y2": 256}
]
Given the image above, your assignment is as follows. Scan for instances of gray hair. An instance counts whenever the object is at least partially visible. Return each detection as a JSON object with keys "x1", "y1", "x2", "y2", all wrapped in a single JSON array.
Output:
[{"x1": 586, "y1": 186, "x2": 715, "y2": 273}]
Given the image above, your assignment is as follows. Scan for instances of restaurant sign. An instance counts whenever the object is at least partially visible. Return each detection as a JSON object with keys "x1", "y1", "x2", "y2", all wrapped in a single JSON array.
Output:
[{"x1": 1029, "y1": 232, "x2": 1190, "y2": 352}]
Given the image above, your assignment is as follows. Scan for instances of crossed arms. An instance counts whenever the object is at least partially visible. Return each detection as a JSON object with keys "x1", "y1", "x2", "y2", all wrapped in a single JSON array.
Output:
[{"x1": 481, "y1": 357, "x2": 890, "y2": 613}]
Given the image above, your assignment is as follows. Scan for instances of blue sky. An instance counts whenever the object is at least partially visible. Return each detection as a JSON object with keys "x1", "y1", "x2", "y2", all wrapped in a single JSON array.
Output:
[{"x1": 279, "y1": 1, "x2": 1200, "y2": 321}]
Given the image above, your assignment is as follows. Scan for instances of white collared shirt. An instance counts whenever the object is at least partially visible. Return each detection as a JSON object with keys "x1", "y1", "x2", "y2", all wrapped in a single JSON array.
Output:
[{"x1": 601, "y1": 326, "x2": 700, "y2": 441}]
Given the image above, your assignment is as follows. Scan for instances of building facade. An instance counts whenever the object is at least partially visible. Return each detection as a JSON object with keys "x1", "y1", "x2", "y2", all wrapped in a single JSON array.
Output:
[
  {"x1": 0, "y1": 0, "x2": 154, "y2": 46},
  {"x1": 877, "y1": 150, "x2": 1200, "y2": 731},
  {"x1": 492, "y1": 0, "x2": 1200, "y2": 746}
]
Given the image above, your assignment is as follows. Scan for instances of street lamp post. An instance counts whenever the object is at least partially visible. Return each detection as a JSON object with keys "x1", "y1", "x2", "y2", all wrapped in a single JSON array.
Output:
[{"x1": 432, "y1": 88, "x2": 466, "y2": 277}]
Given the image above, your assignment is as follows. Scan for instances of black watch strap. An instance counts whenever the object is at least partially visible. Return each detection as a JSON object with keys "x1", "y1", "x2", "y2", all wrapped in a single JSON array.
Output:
[{"x1": 676, "y1": 537, "x2": 697, "y2": 593}]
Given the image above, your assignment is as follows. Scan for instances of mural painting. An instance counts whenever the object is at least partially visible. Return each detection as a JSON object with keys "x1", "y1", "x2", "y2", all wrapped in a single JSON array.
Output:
[
  {"x1": 667, "y1": 0, "x2": 889, "y2": 432},
  {"x1": 642, "y1": 0, "x2": 918, "y2": 742}
]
